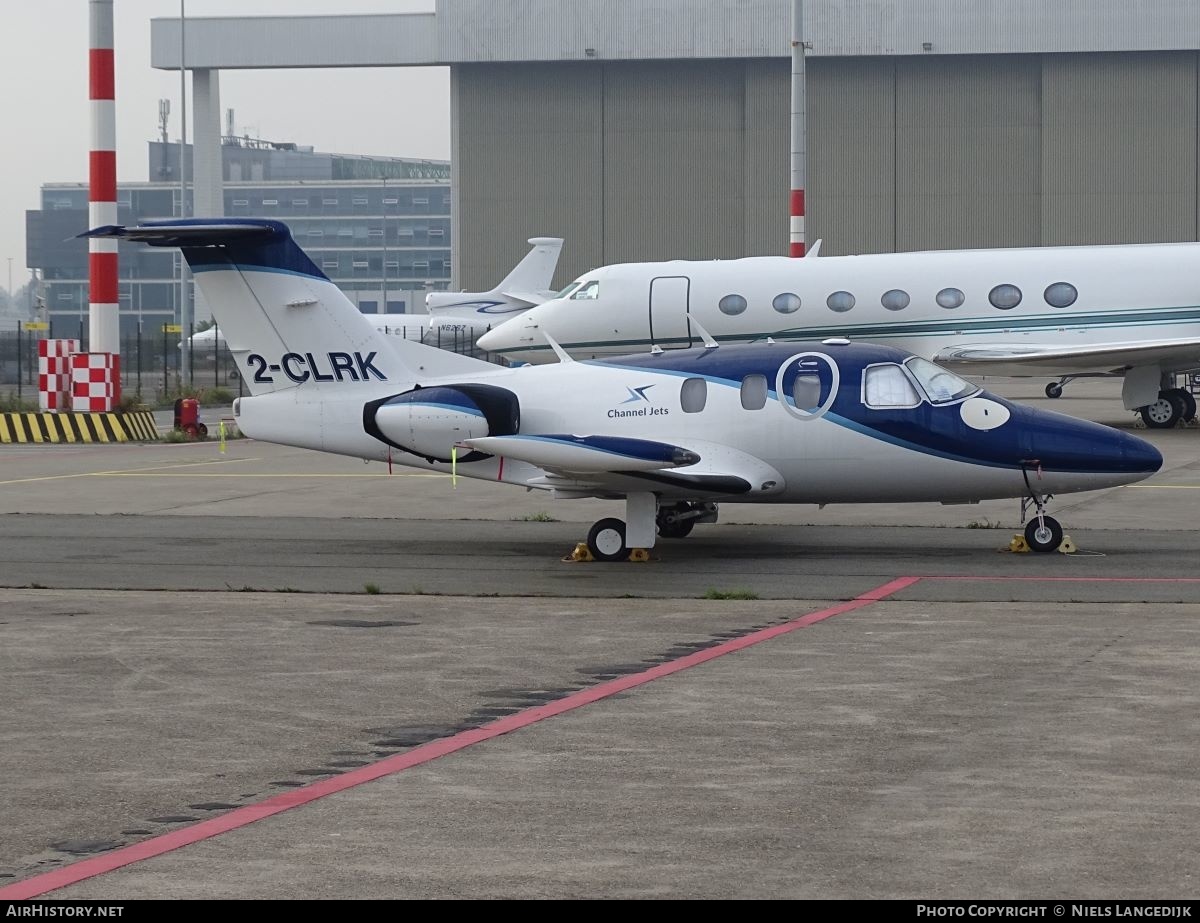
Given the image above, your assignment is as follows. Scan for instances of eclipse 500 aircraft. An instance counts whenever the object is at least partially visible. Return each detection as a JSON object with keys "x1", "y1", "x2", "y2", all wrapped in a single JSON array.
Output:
[
  {"x1": 477, "y1": 241, "x2": 1200, "y2": 429},
  {"x1": 86, "y1": 219, "x2": 1162, "y2": 559}
]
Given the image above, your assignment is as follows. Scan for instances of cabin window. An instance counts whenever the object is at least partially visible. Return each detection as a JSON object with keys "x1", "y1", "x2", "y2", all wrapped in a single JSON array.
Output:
[
  {"x1": 571, "y1": 281, "x2": 600, "y2": 300},
  {"x1": 905, "y1": 356, "x2": 978, "y2": 404},
  {"x1": 792, "y1": 374, "x2": 822, "y2": 411},
  {"x1": 863, "y1": 364, "x2": 921, "y2": 408},
  {"x1": 1044, "y1": 282, "x2": 1077, "y2": 308},
  {"x1": 681, "y1": 377, "x2": 707, "y2": 413},
  {"x1": 827, "y1": 291, "x2": 855, "y2": 312},
  {"x1": 989, "y1": 284, "x2": 1022, "y2": 310},
  {"x1": 772, "y1": 292, "x2": 801, "y2": 314},
  {"x1": 936, "y1": 287, "x2": 965, "y2": 309},
  {"x1": 718, "y1": 294, "x2": 747, "y2": 315},
  {"x1": 881, "y1": 289, "x2": 910, "y2": 311},
  {"x1": 740, "y1": 374, "x2": 768, "y2": 410}
]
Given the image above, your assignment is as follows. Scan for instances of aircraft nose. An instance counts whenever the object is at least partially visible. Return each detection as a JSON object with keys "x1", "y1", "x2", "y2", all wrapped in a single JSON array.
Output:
[
  {"x1": 477, "y1": 319, "x2": 529, "y2": 353},
  {"x1": 1018, "y1": 405, "x2": 1162, "y2": 476}
]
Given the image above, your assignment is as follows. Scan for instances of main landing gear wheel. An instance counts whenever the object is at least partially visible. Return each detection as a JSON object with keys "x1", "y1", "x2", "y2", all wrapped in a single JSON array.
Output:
[
  {"x1": 1139, "y1": 391, "x2": 1186, "y2": 429},
  {"x1": 1045, "y1": 382, "x2": 1063, "y2": 399},
  {"x1": 1024, "y1": 516, "x2": 1063, "y2": 553},
  {"x1": 656, "y1": 503, "x2": 696, "y2": 539},
  {"x1": 586, "y1": 518, "x2": 630, "y2": 562},
  {"x1": 1172, "y1": 388, "x2": 1197, "y2": 422},
  {"x1": 657, "y1": 519, "x2": 694, "y2": 539}
]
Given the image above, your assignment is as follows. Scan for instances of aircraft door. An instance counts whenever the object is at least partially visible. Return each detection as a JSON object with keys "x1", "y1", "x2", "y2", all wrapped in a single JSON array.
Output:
[{"x1": 648, "y1": 276, "x2": 693, "y2": 349}]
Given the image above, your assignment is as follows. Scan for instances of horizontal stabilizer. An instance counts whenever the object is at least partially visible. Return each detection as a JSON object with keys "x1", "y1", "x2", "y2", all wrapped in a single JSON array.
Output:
[
  {"x1": 499, "y1": 290, "x2": 553, "y2": 307},
  {"x1": 460, "y1": 433, "x2": 700, "y2": 473},
  {"x1": 81, "y1": 220, "x2": 278, "y2": 247}
]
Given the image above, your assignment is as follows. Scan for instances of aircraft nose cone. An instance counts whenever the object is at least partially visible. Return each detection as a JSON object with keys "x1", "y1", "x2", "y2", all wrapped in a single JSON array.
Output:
[
  {"x1": 1118, "y1": 429, "x2": 1164, "y2": 474},
  {"x1": 1018, "y1": 406, "x2": 1162, "y2": 475}
]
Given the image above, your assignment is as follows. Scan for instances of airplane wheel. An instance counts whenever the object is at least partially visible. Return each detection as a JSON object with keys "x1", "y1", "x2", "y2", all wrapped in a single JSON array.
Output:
[
  {"x1": 586, "y1": 518, "x2": 630, "y2": 562},
  {"x1": 1045, "y1": 382, "x2": 1063, "y2": 399},
  {"x1": 1171, "y1": 388, "x2": 1197, "y2": 422},
  {"x1": 1139, "y1": 391, "x2": 1184, "y2": 429},
  {"x1": 656, "y1": 504, "x2": 696, "y2": 539},
  {"x1": 1024, "y1": 516, "x2": 1063, "y2": 553},
  {"x1": 657, "y1": 518, "x2": 695, "y2": 539}
]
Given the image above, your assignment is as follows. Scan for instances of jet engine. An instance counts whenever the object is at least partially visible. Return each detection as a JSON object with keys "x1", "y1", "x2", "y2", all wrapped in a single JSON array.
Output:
[{"x1": 362, "y1": 383, "x2": 520, "y2": 463}]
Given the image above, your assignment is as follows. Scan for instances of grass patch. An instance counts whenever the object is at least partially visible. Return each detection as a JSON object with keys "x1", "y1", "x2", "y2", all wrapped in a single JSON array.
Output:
[
  {"x1": 965, "y1": 518, "x2": 1003, "y2": 529},
  {"x1": 702, "y1": 588, "x2": 760, "y2": 601},
  {"x1": 363, "y1": 583, "x2": 381, "y2": 595},
  {"x1": 515, "y1": 511, "x2": 558, "y2": 522}
]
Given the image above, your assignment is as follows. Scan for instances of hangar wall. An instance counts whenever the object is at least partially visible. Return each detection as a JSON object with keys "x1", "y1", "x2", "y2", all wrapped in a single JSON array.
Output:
[
  {"x1": 452, "y1": 60, "x2": 788, "y2": 289},
  {"x1": 454, "y1": 51, "x2": 1200, "y2": 290}
]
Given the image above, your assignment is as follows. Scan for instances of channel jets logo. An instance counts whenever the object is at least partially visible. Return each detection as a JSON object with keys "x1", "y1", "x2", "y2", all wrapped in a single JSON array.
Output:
[{"x1": 608, "y1": 384, "x2": 669, "y2": 420}]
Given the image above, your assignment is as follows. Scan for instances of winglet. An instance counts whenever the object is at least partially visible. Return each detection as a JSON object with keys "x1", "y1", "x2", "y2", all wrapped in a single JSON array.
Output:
[
  {"x1": 542, "y1": 330, "x2": 574, "y2": 364},
  {"x1": 809, "y1": 238, "x2": 823, "y2": 257}
]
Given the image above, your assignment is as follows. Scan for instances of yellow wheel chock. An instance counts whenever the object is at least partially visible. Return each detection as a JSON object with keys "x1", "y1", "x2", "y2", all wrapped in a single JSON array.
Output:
[
  {"x1": 562, "y1": 544, "x2": 652, "y2": 563},
  {"x1": 563, "y1": 542, "x2": 594, "y2": 563},
  {"x1": 1006, "y1": 534, "x2": 1076, "y2": 554}
]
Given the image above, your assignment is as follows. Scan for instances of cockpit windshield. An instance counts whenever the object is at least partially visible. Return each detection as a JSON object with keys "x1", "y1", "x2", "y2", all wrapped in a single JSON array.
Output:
[
  {"x1": 570, "y1": 280, "x2": 600, "y2": 300},
  {"x1": 904, "y1": 356, "x2": 979, "y2": 404},
  {"x1": 554, "y1": 281, "x2": 582, "y2": 299}
]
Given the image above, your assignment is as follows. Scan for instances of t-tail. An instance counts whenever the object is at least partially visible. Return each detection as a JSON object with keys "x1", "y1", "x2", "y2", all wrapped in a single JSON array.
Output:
[{"x1": 81, "y1": 218, "x2": 489, "y2": 396}]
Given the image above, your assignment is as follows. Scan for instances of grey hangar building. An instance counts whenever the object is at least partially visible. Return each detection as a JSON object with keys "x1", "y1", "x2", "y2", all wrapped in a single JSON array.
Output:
[{"x1": 154, "y1": 0, "x2": 1200, "y2": 294}]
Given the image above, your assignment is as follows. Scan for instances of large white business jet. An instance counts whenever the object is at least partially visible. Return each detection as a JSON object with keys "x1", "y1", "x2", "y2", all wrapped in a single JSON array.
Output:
[
  {"x1": 188, "y1": 235, "x2": 564, "y2": 351},
  {"x1": 477, "y1": 241, "x2": 1200, "y2": 429},
  {"x1": 87, "y1": 219, "x2": 1161, "y2": 558}
]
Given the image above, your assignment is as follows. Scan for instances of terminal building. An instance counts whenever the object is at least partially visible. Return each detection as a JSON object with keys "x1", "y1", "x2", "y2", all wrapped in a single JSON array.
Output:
[
  {"x1": 147, "y1": 0, "x2": 1200, "y2": 291},
  {"x1": 25, "y1": 137, "x2": 451, "y2": 336}
]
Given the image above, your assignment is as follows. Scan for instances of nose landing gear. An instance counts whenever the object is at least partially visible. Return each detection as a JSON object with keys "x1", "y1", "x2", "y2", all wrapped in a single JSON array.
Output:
[{"x1": 1019, "y1": 461, "x2": 1064, "y2": 553}]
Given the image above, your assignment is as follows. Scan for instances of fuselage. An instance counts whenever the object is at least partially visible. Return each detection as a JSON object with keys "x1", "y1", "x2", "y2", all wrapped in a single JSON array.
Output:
[
  {"x1": 235, "y1": 341, "x2": 1161, "y2": 506},
  {"x1": 477, "y1": 242, "x2": 1200, "y2": 375}
]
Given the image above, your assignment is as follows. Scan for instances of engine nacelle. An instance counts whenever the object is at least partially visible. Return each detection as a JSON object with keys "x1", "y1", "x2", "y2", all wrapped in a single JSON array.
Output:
[{"x1": 362, "y1": 383, "x2": 520, "y2": 463}]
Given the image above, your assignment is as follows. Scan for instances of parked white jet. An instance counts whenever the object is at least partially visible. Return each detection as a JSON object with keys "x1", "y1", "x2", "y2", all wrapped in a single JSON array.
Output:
[
  {"x1": 87, "y1": 219, "x2": 1162, "y2": 558},
  {"x1": 187, "y1": 235, "x2": 564, "y2": 352},
  {"x1": 477, "y1": 241, "x2": 1200, "y2": 429}
]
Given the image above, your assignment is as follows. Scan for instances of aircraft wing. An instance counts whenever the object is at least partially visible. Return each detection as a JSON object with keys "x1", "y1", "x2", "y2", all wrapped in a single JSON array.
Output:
[
  {"x1": 935, "y1": 336, "x2": 1200, "y2": 375},
  {"x1": 460, "y1": 434, "x2": 699, "y2": 472},
  {"x1": 462, "y1": 435, "x2": 785, "y2": 497}
]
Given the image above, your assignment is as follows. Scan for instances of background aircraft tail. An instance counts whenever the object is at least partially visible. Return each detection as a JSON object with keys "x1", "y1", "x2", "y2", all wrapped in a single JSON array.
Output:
[
  {"x1": 83, "y1": 219, "x2": 491, "y2": 396},
  {"x1": 493, "y1": 236, "x2": 564, "y2": 304}
]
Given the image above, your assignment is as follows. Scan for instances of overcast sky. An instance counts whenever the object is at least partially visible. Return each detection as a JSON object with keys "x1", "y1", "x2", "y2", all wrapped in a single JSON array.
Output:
[{"x1": 0, "y1": 0, "x2": 450, "y2": 293}]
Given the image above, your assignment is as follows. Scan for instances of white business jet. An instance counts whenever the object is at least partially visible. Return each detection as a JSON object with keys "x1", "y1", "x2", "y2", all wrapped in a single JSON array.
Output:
[
  {"x1": 187, "y1": 235, "x2": 564, "y2": 352},
  {"x1": 86, "y1": 219, "x2": 1161, "y2": 559},
  {"x1": 477, "y1": 241, "x2": 1200, "y2": 429}
]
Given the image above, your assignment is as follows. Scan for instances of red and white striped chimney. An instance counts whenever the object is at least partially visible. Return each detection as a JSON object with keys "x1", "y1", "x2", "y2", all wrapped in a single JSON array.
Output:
[{"x1": 88, "y1": 0, "x2": 120, "y2": 355}]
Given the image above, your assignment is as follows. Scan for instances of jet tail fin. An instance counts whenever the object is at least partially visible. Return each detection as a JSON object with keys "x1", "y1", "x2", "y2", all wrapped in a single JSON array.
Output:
[
  {"x1": 82, "y1": 219, "x2": 493, "y2": 395},
  {"x1": 494, "y1": 236, "x2": 564, "y2": 301}
]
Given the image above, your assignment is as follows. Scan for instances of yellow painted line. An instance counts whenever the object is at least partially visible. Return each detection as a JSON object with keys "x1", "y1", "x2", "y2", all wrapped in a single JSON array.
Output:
[
  {"x1": 97, "y1": 472, "x2": 449, "y2": 478},
  {"x1": 0, "y1": 416, "x2": 10, "y2": 442},
  {"x1": 0, "y1": 456, "x2": 262, "y2": 487}
]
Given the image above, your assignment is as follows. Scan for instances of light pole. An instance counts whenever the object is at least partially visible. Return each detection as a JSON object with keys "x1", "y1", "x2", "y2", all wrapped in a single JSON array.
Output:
[
  {"x1": 7, "y1": 258, "x2": 12, "y2": 314},
  {"x1": 178, "y1": 0, "x2": 191, "y2": 385}
]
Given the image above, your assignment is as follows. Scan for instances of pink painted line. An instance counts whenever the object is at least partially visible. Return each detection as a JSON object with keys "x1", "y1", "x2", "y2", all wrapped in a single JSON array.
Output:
[
  {"x1": 925, "y1": 575, "x2": 1200, "y2": 583},
  {"x1": 0, "y1": 576, "x2": 918, "y2": 900}
]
